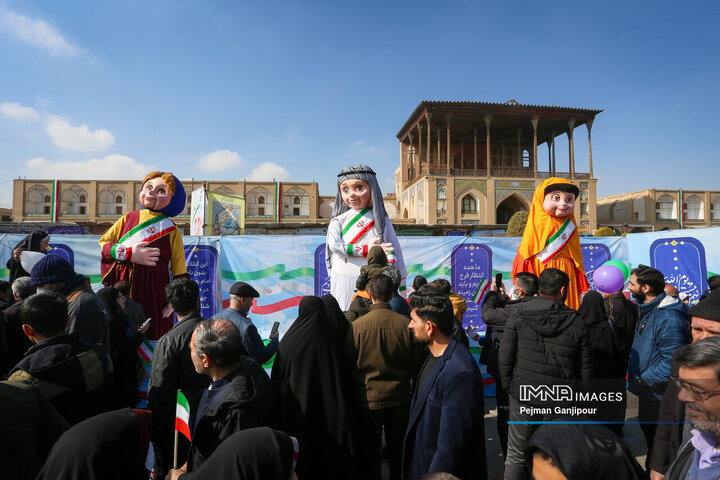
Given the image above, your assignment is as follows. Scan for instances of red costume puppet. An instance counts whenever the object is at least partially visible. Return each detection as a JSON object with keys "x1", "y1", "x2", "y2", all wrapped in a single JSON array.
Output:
[
  {"x1": 512, "y1": 177, "x2": 589, "y2": 310},
  {"x1": 100, "y1": 172, "x2": 188, "y2": 339}
]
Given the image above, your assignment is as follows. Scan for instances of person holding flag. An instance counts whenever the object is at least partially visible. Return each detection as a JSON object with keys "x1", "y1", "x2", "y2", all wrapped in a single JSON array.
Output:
[
  {"x1": 147, "y1": 279, "x2": 209, "y2": 479},
  {"x1": 512, "y1": 177, "x2": 588, "y2": 310},
  {"x1": 166, "y1": 319, "x2": 273, "y2": 478}
]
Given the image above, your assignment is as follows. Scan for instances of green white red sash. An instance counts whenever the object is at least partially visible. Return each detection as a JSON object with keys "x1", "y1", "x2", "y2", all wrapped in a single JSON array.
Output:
[
  {"x1": 342, "y1": 207, "x2": 375, "y2": 256},
  {"x1": 536, "y1": 217, "x2": 575, "y2": 265},
  {"x1": 471, "y1": 277, "x2": 490, "y2": 303},
  {"x1": 110, "y1": 214, "x2": 175, "y2": 261}
]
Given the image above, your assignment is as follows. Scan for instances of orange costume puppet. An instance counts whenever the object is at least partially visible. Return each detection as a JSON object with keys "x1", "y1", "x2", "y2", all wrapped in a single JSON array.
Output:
[
  {"x1": 100, "y1": 171, "x2": 189, "y2": 339},
  {"x1": 511, "y1": 177, "x2": 589, "y2": 309}
]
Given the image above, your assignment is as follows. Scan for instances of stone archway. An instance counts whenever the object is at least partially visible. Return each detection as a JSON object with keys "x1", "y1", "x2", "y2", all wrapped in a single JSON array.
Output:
[{"x1": 496, "y1": 194, "x2": 529, "y2": 224}]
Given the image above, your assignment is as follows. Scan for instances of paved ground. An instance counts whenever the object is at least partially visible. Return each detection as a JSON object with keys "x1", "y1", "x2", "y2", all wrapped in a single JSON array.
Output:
[
  {"x1": 484, "y1": 392, "x2": 648, "y2": 478},
  {"x1": 380, "y1": 392, "x2": 650, "y2": 479}
]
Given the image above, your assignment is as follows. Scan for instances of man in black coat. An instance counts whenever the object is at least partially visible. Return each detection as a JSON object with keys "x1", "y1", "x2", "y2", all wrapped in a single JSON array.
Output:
[
  {"x1": 7, "y1": 292, "x2": 114, "y2": 425},
  {"x1": 480, "y1": 271, "x2": 538, "y2": 458},
  {"x1": 649, "y1": 290, "x2": 720, "y2": 480},
  {"x1": 147, "y1": 279, "x2": 210, "y2": 478},
  {"x1": 499, "y1": 268, "x2": 592, "y2": 480},
  {"x1": 166, "y1": 319, "x2": 273, "y2": 479}
]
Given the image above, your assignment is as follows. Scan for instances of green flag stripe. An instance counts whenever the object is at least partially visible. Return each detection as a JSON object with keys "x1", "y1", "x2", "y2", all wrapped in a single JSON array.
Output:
[
  {"x1": 221, "y1": 265, "x2": 314, "y2": 282},
  {"x1": 341, "y1": 207, "x2": 371, "y2": 236},
  {"x1": 177, "y1": 391, "x2": 190, "y2": 411},
  {"x1": 406, "y1": 264, "x2": 451, "y2": 278}
]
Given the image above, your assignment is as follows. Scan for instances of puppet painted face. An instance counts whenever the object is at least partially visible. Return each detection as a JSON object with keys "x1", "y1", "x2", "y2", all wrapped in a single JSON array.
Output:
[
  {"x1": 139, "y1": 177, "x2": 172, "y2": 210},
  {"x1": 543, "y1": 190, "x2": 576, "y2": 218},
  {"x1": 340, "y1": 179, "x2": 371, "y2": 210}
]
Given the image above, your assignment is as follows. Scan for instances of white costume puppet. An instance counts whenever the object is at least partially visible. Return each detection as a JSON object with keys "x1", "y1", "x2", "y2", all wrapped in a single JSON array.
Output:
[{"x1": 326, "y1": 165, "x2": 406, "y2": 311}]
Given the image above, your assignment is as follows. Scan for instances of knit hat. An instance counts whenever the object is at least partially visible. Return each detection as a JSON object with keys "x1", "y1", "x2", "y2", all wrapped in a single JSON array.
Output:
[
  {"x1": 688, "y1": 290, "x2": 720, "y2": 322},
  {"x1": 30, "y1": 255, "x2": 75, "y2": 286}
]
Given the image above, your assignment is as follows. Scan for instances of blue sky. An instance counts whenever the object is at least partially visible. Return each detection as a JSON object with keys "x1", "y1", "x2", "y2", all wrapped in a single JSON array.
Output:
[{"x1": 0, "y1": 1, "x2": 718, "y2": 209}]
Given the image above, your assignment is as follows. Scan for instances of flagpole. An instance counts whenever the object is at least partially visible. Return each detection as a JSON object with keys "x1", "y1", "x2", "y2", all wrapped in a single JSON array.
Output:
[{"x1": 173, "y1": 429, "x2": 179, "y2": 469}]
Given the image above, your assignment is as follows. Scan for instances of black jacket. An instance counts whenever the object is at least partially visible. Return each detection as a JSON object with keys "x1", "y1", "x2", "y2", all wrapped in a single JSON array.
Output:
[
  {"x1": 481, "y1": 292, "x2": 534, "y2": 342},
  {"x1": 650, "y1": 349, "x2": 685, "y2": 475},
  {"x1": 187, "y1": 359, "x2": 273, "y2": 471},
  {"x1": 147, "y1": 312, "x2": 210, "y2": 477},
  {"x1": 498, "y1": 295, "x2": 592, "y2": 402},
  {"x1": 8, "y1": 333, "x2": 115, "y2": 425},
  {"x1": 0, "y1": 299, "x2": 33, "y2": 378}
]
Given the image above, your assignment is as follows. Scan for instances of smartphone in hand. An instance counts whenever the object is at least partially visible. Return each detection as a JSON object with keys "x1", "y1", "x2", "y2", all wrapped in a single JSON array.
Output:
[{"x1": 270, "y1": 321, "x2": 280, "y2": 336}]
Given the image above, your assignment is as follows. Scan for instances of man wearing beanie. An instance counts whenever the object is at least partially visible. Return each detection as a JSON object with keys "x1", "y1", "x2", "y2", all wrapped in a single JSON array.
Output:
[
  {"x1": 30, "y1": 255, "x2": 109, "y2": 352},
  {"x1": 650, "y1": 290, "x2": 720, "y2": 479}
]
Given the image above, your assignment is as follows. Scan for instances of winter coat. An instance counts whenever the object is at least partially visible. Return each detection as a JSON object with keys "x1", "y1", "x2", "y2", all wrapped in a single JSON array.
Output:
[
  {"x1": 187, "y1": 359, "x2": 273, "y2": 471},
  {"x1": 402, "y1": 338, "x2": 487, "y2": 480},
  {"x1": 498, "y1": 295, "x2": 592, "y2": 402},
  {"x1": 345, "y1": 303, "x2": 423, "y2": 409},
  {"x1": 8, "y1": 333, "x2": 115, "y2": 425},
  {"x1": 147, "y1": 312, "x2": 210, "y2": 477},
  {"x1": 649, "y1": 349, "x2": 686, "y2": 475},
  {"x1": 628, "y1": 293, "x2": 689, "y2": 403}
]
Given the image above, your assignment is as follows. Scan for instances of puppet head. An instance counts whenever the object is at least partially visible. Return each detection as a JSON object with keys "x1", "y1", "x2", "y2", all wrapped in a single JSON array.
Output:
[
  {"x1": 139, "y1": 171, "x2": 186, "y2": 217},
  {"x1": 332, "y1": 165, "x2": 388, "y2": 236},
  {"x1": 542, "y1": 182, "x2": 579, "y2": 218}
]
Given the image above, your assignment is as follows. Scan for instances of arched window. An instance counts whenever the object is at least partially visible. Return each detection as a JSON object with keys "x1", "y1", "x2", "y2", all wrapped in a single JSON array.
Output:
[
  {"x1": 712, "y1": 197, "x2": 720, "y2": 221},
  {"x1": 656, "y1": 194, "x2": 677, "y2": 220},
  {"x1": 213, "y1": 186, "x2": 235, "y2": 196},
  {"x1": 98, "y1": 186, "x2": 126, "y2": 216},
  {"x1": 61, "y1": 185, "x2": 89, "y2": 216},
  {"x1": 246, "y1": 187, "x2": 273, "y2": 216},
  {"x1": 282, "y1": 187, "x2": 309, "y2": 217},
  {"x1": 684, "y1": 195, "x2": 704, "y2": 221},
  {"x1": 462, "y1": 194, "x2": 477, "y2": 214},
  {"x1": 26, "y1": 185, "x2": 52, "y2": 215}
]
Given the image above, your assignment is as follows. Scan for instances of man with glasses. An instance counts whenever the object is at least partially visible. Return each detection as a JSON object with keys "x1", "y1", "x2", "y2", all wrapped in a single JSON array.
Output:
[
  {"x1": 663, "y1": 336, "x2": 720, "y2": 479},
  {"x1": 651, "y1": 290, "x2": 720, "y2": 479},
  {"x1": 627, "y1": 265, "x2": 689, "y2": 470}
]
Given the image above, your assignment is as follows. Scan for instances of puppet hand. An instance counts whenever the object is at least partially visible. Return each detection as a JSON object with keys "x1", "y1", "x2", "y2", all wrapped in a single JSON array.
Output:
[
  {"x1": 162, "y1": 303, "x2": 174, "y2": 318},
  {"x1": 131, "y1": 242, "x2": 160, "y2": 266},
  {"x1": 369, "y1": 237, "x2": 381, "y2": 246}
]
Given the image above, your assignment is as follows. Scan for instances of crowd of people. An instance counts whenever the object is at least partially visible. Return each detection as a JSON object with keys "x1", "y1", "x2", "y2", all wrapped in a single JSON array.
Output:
[{"x1": 2, "y1": 229, "x2": 720, "y2": 480}]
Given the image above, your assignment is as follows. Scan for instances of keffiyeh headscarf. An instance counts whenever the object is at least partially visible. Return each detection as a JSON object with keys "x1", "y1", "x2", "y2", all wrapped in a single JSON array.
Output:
[{"x1": 332, "y1": 165, "x2": 388, "y2": 239}]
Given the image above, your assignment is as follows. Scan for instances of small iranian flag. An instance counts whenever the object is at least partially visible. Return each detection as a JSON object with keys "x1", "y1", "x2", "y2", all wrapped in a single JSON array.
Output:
[
  {"x1": 471, "y1": 278, "x2": 490, "y2": 303},
  {"x1": 137, "y1": 339, "x2": 154, "y2": 366},
  {"x1": 175, "y1": 391, "x2": 192, "y2": 441}
]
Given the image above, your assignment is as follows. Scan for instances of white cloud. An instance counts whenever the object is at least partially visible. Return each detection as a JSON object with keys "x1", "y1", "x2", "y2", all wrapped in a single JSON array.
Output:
[
  {"x1": 246, "y1": 162, "x2": 291, "y2": 181},
  {"x1": 25, "y1": 154, "x2": 153, "y2": 179},
  {"x1": 197, "y1": 149, "x2": 244, "y2": 172},
  {"x1": 46, "y1": 116, "x2": 115, "y2": 151},
  {"x1": 0, "y1": 7, "x2": 82, "y2": 57},
  {"x1": 347, "y1": 140, "x2": 389, "y2": 162},
  {"x1": 0, "y1": 102, "x2": 41, "y2": 122}
]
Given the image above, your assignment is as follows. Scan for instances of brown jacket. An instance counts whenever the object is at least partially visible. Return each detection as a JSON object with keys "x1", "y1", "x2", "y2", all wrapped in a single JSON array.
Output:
[{"x1": 345, "y1": 303, "x2": 423, "y2": 409}]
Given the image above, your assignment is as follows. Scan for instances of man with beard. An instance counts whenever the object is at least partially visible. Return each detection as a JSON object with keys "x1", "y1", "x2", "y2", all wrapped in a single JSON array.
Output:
[
  {"x1": 627, "y1": 265, "x2": 689, "y2": 470},
  {"x1": 402, "y1": 286, "x2": 486, "y2": 480},
  {"x1": 664, "y1": 336, "x2": 720, "y2": 479}
]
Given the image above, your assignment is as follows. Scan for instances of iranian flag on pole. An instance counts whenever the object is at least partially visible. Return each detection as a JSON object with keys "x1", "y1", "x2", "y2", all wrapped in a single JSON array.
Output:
[
  {"x1": 471, "y1": 277, "x2": 490, "y2": 303},
  {"x1": 175, "y1": 391, "x2": 192, "y2": 441},
  {"x1": 51, "y1": 180, "x2": 60, "y2": 222},
  {"x1": 137, "y1": 339, "x2": 154, "y2": 367}
]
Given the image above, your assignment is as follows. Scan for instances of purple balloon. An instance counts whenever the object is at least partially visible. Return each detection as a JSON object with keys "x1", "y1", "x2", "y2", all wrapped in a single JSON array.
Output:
[{"x1": 593, "y1": 265, "x2": 626, "y2": 294}]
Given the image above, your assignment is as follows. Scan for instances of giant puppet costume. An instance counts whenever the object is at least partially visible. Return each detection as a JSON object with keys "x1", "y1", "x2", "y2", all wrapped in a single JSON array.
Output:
[
  {"x1": 326, "y1": 165, "x2": 406, "y2": 311},
  {"x1": 100, "y1": 172, "x2": 189, "y2": 340},
  {"x1": 511, "y1": 177, "x2": 589, "y2": 310}
]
